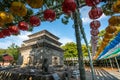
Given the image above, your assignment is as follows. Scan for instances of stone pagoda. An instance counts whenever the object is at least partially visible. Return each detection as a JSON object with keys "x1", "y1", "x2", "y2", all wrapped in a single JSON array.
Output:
[{"x1": 18, "y1": 30, "x2": 64, "y2": 67}]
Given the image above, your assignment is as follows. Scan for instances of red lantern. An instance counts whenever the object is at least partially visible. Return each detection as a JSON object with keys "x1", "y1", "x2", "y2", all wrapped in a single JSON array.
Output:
[
  {"x1": 1, "y1": 29, "x2": 11, "y2": 36},
  {"x1": 90, "y1": 29, "x2": 99, "y2": 36},
  {"x1": 44, "y1": 9, "x2": 56, "y2": 21},
  {"x1": 90, "y1": 20, "x2": 100, "y2": 29},
  {"x1": 91, "y1": 36, "x2": 99, "y2": 40},
  {"x1": 85, "y1": 0, "x2": 101, "y2": 6},
  {"x1": 0, "y1": 32, "x2": 4, "y2": 38},
  {"x1": 9, "y1": 26, "x2": 20, "y2": 35},
  {"x1": 29, "y1": 16, "x2": 40, "y2": 26},
  {"x1": 62, "y1": 0, "x2": 77, "y2": 14},
  {"x1": 18, "y1": 21, "x2": 29, "y2": 31},
  {"x1": 89, "y1": 7, "x2": 103, "y2": 19}
]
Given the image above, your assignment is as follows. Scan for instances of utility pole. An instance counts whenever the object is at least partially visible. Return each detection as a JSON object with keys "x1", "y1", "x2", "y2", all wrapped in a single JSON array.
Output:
[{"x1": 73, "y1": 10, "x2": 86, "y2": 80}]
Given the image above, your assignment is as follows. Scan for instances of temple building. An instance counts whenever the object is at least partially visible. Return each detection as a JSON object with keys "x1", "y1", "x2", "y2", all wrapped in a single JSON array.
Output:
[{"x1": 18, "y1": 30, "x2": 64, "y2": 67}]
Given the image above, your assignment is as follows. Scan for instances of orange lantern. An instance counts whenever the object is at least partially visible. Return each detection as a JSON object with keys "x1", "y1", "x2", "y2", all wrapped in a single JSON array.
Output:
[
  {"x1": 105, "y1": 26, "x2": 116, "y2": 33},
  {"x1": 108, "y1": 16, "x2": 120, "y2": 26}
]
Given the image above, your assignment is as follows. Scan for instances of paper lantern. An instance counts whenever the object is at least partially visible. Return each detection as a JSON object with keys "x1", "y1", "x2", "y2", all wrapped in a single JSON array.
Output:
[
  {"x1": 91, "y1": 36, "x2": 99, "y2": 40},
  {"x1": 108, "y1": 16, "x2": 120, "y2": 26},
  {"x1": 44, "y1": 9, "x2": 56, "y2": 21},
  {"x1": 1, "y1": 29, "x2": 11, "y2": 36},
  {"x1": 26, "y1": 0, "x2": 43, "y2": 8},
  {"x1": 103, "y1": 38, "x2": 110, "y2": 43},
  {"x1": 10, "y1": 1, "x2": 27, "y2": 16},
  {"x1": 112, "y1": 0, "x2": 120, "y2": 13},
  {"x1": 18, "y1": 21, "x2": 29, "y2": 31},
  {"x1": 90, "y1": 20, "x2": 100, "y2": 29},
  {"x1": 9, "y1": 26, "x2": 20, "y2": 35},
  {"x1": 0, "y1": 12, "x2": 13, "y2": 23},
  {"x1": 0, "y1": 32, "x2": 4, "y2": 38},
  {"x1": 89, "y1": 7, "x2": 103, "y2": 19},
  {"x1": 29, "y1": 16, "x2": 40, "y2": 26},
  {"x1": 105, "y1": 26, "x2": 116, "y2": 33},
  {"x1": 90, "y1": 29, "x2": 99, "y2": 36},
  {"x1": 85, "y1": 0, "x2": 101, "y2": 6},
  {"x1": 62, "y1": 0, "x2": 76, "y2": 14},
  {"x1": 104, "y1": 33, "x2": 114, "y2": 39}
]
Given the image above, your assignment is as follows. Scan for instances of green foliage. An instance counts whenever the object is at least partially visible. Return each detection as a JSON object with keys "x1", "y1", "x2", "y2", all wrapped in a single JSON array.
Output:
[
  {"x1": 98, "y1": 30, "x2": 106, "y2": 45},
  {"x1": 61, "y1": 42, "x2": 89, "y2": 58},
  {"x1": 61, "y1": 42, "x2": 77, "y2": 58},
  {"x1": 6, "y1": 43, "x2": 20, "y2": 61}
]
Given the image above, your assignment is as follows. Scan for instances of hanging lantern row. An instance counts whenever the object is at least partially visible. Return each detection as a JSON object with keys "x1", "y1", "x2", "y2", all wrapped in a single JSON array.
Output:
[
  {"x1": 0, "y1": 0, "x2": 77, "y2": 39},
  {"x1": 0, "y1": 15, "x2": 41, "y2": 38},
  {"x1": 95, "y1": 24, "x2": 119, "y2": 59},
  {"x1": 86, "y1": 0, "x2": 103, "y2": 57}
]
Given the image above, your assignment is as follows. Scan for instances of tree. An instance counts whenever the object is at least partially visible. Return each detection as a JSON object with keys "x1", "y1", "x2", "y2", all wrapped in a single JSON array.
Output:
[
  {"x1": 61, "y1": 42, "x2": 77, "y2": 58},
  {"x1": 61, "y1": 42, "x2": 89, "y2": 58},
  {"x1": 6, "y1": 43, "x2": 20, "y2": 61}
]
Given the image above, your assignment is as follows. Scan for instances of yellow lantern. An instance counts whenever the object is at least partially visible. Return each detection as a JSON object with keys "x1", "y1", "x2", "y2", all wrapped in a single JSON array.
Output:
[
  {"x1": 108, "y1": 16, "x2": 120, "y2": 26},
  {"x1": 104, "y1": 33, "x2": 114, "y2": 39},
  {"x1": 0, "y1": 11, "x2": 13, "y2": 23},
  {"x1": 112, "y1": 0, "x2": 120, "y2": 13},
  {"x1": 0, "y1": 11, "x2": 7, "y2": 22},
  {"x1": 6, "y1": 13, "x2": 14, "y2": 23},
  {"x1": 105, "y1": 26, "x2": 116, "y2": 33},
  {"x1": 10, "y1": 1, "x2": 27, "y2": 16},
  {"x1": 103, "y1": 38, "x2": 110, "y2": 43},
  {"x1": 26, "y1": 0, "x2": 43, "y2": 8}
]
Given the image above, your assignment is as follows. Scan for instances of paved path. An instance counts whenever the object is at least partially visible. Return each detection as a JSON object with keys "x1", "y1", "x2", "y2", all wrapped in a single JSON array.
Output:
[
  {"x1": 71, "y1": 67, "x2": 120, "y2": 80},
  {"x1": 86, "y1": 67, "x2": 120, "y2": 80}
]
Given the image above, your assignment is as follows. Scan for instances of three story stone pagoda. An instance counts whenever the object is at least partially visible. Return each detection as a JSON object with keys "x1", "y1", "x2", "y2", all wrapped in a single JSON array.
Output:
[{"x1": 18, "y1": 30, "x2": 64, "y2": 67}]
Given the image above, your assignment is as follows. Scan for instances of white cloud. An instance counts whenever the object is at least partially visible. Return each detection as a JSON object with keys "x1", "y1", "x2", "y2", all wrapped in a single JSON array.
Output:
[
  {"x1": 0, "y1": 41, "x2": 12, "y2": 49},
  {"x1": 59, "y1": 37, "x2": 75, "y2": 45},
  {"x1": 82, "y1": 17, "x2": 92, "y2": 24},
  {"x1": 0, "y1": 31, "x2": 32, "y2": 49}
]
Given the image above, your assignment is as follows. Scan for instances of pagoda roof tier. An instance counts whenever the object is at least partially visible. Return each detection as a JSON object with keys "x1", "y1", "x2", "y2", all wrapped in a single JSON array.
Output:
[
  {"x1": 20, "y1": 41, "x2": 64, "y2": 52},
  {"x1": 28, "y1": 30, "x2": 59, "y2": 40},
  {"x1": 23, "y1": 35, "x2": 62, "y2": 46}
]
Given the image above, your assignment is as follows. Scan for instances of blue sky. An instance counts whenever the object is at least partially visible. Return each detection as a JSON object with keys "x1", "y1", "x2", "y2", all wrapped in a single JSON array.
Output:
[{"x1": 0, "y1": 4, "x2": 111, "y2": 49}]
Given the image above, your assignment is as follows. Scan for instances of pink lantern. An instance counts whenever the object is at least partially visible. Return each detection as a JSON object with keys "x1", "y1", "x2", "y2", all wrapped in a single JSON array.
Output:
[
  {"x1": 90, "y1": 20, "x2": 100, "y2": 29},
  {"x1": 85, "y1": 0, "x2": 101, "y2": 6},
  {"x1": 89, "y1": 7, "x2": 103, "y2": 19},
  {"x1": 90, "y1": 29, "x2": 99, "y2": 36},
  {"x1": 29, "y1": 16, "x2": 40, "y2": 26},
  {"x1": 91, "y1": 36, "x2": 99, "y2": 41},
  {"x1": 62, "y1": 0, "x2": 77, "y2": 14},
  {"x1": 44, "y1": 9, "x2": 56, "y2": 21}
]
